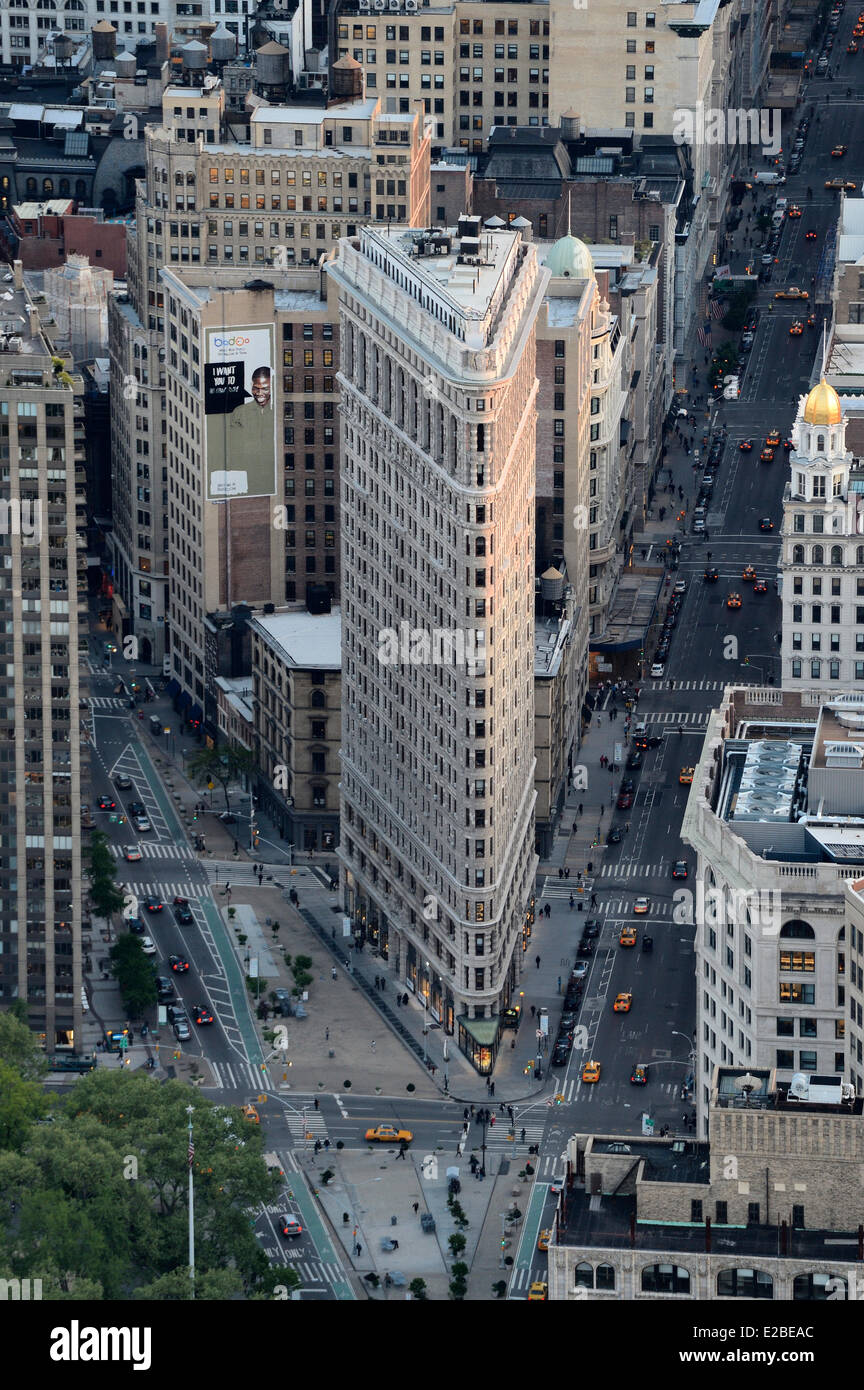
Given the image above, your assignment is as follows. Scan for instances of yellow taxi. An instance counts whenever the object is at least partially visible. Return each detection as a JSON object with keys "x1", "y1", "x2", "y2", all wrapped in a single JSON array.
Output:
[
  {"x1": 787, "y1": 204, "x2": 802, "y2": 218},
  {"x1": 727, "y1": 592, "x2": 742, "y2": 609},
  {"x1": 537, "y1": 1229, "x2": 551, "y2": 1252},
  {"x1": 619, "y1": 926, "x2": 637, "y2": 947},
  {"x1": 774, "y1": 287, "x2": 808, "y2": 301},
  {"x1": 528, "y1": 1281, "x2": 548, "y2": 1301},
  {"x1": 766, "y1": 430, "x2": 781, "y2": 446},
  {"x1": 790, "y1": 321, "x2": 804, "y2": 336},
  {"x1": 760, "y1": 447, "x2": 775, "y2": 462},
  {"x1": 582, "y1": 1059, "x2": 601, "y2": 1083},
  {"x1": 742, "y1": 565, "x2": 757, "y2": 582},
  {"x1": 241, "y1": 1104, "x2": 260, "y2": 1124},
  {"x1": 365, "y1": 1124, "x2": 413, "y2": 1144},
  {"x1": 679, "y1": 767, "x2": 694, "y2": 784},
  {"x1": 826, "y1": 178, "x2": 857, "y2": 191},
  {"x1": 613, "y1": 992, "x2": 633, "y2": 1013}
]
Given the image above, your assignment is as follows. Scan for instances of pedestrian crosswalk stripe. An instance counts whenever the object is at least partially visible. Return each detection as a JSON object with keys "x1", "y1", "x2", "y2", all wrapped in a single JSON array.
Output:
[
  {"x1": 88, "y1": 696, "x2": 126, "y2": 710},
  {"x1": 110, "y1": 842, "x2": 196, "y2": 859},
  {"x1": 648, "y1": 679, "x2": 725, "y2": 691},
  {"x1": 127, "y1": 882, "x2": 201, "y2": 900},
  {"x1": 285, "y1": 1111, "x2": 329, "y2": 1141},
  {"x1": 205, "y1": 1059, "x2": 269, "y2": 1093}
]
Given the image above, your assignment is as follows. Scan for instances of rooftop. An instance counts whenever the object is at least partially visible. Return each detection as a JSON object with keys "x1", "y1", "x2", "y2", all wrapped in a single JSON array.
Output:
[
  {"x1": 251, "y1": 97, "x2": 377, "y2": 127},
  {"x1": 250, "y1": 608, "x2": 342, "y2": 669},
  {"x1": 534, "y1": 614, "x2": 571, "y2": 679},
  {"x1": 559, "y1": 1185, "x2": 864, "y2": 1261}
]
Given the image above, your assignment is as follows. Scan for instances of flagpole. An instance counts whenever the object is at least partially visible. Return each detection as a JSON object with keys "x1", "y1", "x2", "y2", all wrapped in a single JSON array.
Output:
[{"x1": 186, "y1": 1104, "x2": 195, "y2": 1296}]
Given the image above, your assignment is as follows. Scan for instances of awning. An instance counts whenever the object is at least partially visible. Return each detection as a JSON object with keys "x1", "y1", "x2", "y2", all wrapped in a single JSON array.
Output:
[
  {"x1": 165, "y1": 678, "x2": 180, "y2": 696},
  {"x1": 177, "y1": 690, "x2": 192, "y2": 708},
  {"x1": 458, "y1": 1016, "x2": 501, "y2": 1047},
  {"x1": 188, "y1": 703, "x2": 202, "y2": 722}
]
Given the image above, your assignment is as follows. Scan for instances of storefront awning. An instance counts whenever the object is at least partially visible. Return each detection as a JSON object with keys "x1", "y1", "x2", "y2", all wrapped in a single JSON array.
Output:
[
  {"x1": 177, "y1": 689, "x2": 191, "y2": 707},
  {"x1": 188, "y1": 703, "x2": 202, "y2": 722},
  {"x1": 165, "y1": 678, "x2": 180, "y2": 696}
]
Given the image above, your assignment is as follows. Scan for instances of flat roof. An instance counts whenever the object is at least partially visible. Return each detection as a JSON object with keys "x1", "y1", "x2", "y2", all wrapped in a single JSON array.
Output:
[
  {"x1": 560, "y1": 1186, "x2": 864, "y2": 1260},
  {"x1": 251, "y1": 97, "x2": 377, "y2": 126},
  {"x1": 535, "y1": 616, "x2": 571, "y2": 678},
  {"x1": 251, "y1": 608, "x2": 341, "y2": 669},
  {"x1": 367, "y1": 221, "x2": 523, "y2": 318}
]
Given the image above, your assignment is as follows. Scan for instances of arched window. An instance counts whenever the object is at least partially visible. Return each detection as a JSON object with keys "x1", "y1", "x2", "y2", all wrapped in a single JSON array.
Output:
[
  {"x1": 75, "y1": 179, "x2": 86, "y2": 198},
  {"x1": 793, "y1": 544, "x2": 805, "y2": 564},
  {"x1": 831, "y1": 545, "x2": 843, "y2": 565},
  {"x1": 42, "y1": 178, "x2": 53, "y2": 196},
  {"x1": 793, "y1": 1272, "x2": 845, "y2": 1300},
  {"x1": 65, "y1": 0, "x2": 85, "y2": 9},
  {"x1": 475, "y1": 536, "x2": 486, "y2": 556},
  {"x1": 310, "y1": 689, "x2": 326, "y2": 709},
  {"x1": 717, "y1": 1268, "x2": 773, "y2": 1299},
  {"x1": 25, "y1": 178, "x2": 37, "y2": 196},
  {"x1": 186, "y1": 172, "x2": 195, "y2": 185},
  {"x1": 641, "y1": 1263, "x2": 690, "y2": 1295},
  {"x1": 574, "y1": 1262, "x2": 593, "y2": 1288},
  {"x1": 811, "y1": 545, "x2": 824, "y2": 565},
  {"x1": 780, "y1": 920, "x2": 815, "y2": 939},
  {"x1": 817, "y1": 434, "x2": 825, "y2": 453},
  {"x1": 59, "y1": 178, "x2": 70, "y2": 196},
  {"x1": 596, "y1": 1264, "x2": 615, "y2": 1291}
]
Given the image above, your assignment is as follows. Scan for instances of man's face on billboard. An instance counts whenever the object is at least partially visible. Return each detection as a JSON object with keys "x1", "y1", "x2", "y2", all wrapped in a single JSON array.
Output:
[{"x1": 250, "y1": 368, "x2": 271, "y2": 406}]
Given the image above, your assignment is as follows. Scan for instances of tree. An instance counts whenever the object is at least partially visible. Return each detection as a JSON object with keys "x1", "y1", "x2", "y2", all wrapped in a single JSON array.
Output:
[
  {"x1": 491, "y1": 1280, "x2": 507, "y2": 1299},
  {"x1": 449, "y1": 1261, "x2": 468, "y2": 1301},
  {"x1": 186, "y1": 745, "x2": 255, "y2": 815},
  {"x1": 85, "y1": 830, "x2": 126, "y2": 930},
  {"x1": 0, "y1": 1010, "x2": 48, "y2": 1081},
  {"x1": 448, "y1": 1232, "x2": 466, "y2": 1258},
  {"x1": 109, "y1": 936, "x2": 157, "y2": 1017},
  {"x1": 409, "y1": 1277, "x2": 428, "y2": 1301}
]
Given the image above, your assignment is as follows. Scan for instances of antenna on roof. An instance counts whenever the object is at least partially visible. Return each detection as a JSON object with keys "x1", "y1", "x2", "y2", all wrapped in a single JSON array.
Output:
[
  {"x1": 821, "y1": 318, "x2": 827, "y2": 377},
  {"x1": 567, "y1": 188, "x2": 572, "y2": 238}
]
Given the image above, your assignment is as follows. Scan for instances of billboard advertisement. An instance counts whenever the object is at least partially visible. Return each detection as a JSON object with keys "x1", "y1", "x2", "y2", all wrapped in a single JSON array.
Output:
[{"x1": 204, "y1": 324, "x2": 276, "y2": 501}]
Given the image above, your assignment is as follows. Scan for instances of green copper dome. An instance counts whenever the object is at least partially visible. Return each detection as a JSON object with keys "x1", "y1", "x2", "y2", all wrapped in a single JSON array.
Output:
[{"x1": 544, "y1": 232, "x2": 594, "y2": 280}]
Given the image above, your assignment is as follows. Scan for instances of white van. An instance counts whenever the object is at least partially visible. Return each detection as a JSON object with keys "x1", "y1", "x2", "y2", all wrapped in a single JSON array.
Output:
[{"x1": 754, "y1": 171, "x2": 785, "y2": 185}]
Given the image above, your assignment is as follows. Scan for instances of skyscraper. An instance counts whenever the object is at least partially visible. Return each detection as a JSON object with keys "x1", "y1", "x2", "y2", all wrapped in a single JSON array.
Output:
[
  {"x1": 0, "y1": 266, "x2": 88, "y2": 1047},
  {"x1": 328, "y1": 218, "x2": 548, "y2": 1071}
]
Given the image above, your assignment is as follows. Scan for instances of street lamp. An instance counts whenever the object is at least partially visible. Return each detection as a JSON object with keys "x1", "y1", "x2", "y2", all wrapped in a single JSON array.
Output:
[{"x1": 164, "y1": 726, "x2": 175, "y2": 760}]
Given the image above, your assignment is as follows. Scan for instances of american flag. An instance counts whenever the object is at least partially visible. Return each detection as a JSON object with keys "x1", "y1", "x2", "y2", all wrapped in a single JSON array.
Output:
[
  {"x1": 188, "y1": 1138, "x2": 194, "y2": 1169},
  {"x1": 710, "y1": 298, "x2": 725, "y2": 320},
  {"x1": 697, "y1": 322, "x2": 712, "y2": 347}
]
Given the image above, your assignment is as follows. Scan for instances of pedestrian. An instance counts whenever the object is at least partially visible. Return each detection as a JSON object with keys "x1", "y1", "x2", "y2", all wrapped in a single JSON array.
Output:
[
  {"x1": 545, "y1": 903, "x2": 551, "y2": 919},
  {"x1": 403, "y1": 992, "x2": 409, "y2": 1006},
  {"x1": 325, "y1": 1027, "x2": 330, "y2": 1041},
  {"x1": 578, "y1": 803, "x2": 583, "y2": 817},
  {"x1": 564, "y1": 867, "x2": 570, "y2": 879},
  {"x1": 355, "y1": 1242, "x2": 362, "y2": 1257},
  {"x1": 591, "y1": 894, "x2": 598, "y2": 909},
  {"x1": 535, "y1": 954, "x2": 541, "y2": 969},
  {"x1": 508, "y1": 1105, "x2": 514, "y2": 1121},
  {"x1": 331, "y1": 966, "x2": 337, "y2": 980},
  {"x1": 490, "y1": 1114, "x2": 496, "y2": 1127},
  {"x1": 258, "y1": 872, "x2": 263, "y2": 885},
  {"x1": 600, "y1": 804, "x2": 604, "y2": 816},
  {"x1": 490, "y1": 1081, "x2": 495, "y2": 1097},
  {"x1": 398, "y1": 1143, "x2": 406, "y2": 1160},
  {"x1": 374, "y1": 974, "x2": 380, "y2": 989},
  {"x1": 499, "y1": 1102, "x2": 505, "y2": 1114},
  {"x1": 470, "y1": 1104, "x2": 475, "y2": 1117},
  {"x1": 412, "y1": 1201, "x2": 419, "y2": 1214},
  {"x1": 569, "y1": 894, "x2": 574, "y2": 910},
  {"x1": 314, "y1": 1097, "x2": 319, "y2": 1111},
  {"x1": 371, "y1": 1040, "x2": 376, "y2": 1051},
  {"x1": 520, "y1": 1127, "x2": 526, "y2": 1143},
  {"x1": 324, "y1": 1138, "x2": 330, "y2": 1151},
  {"x1": 314, "y1": 1139, "x2": 321, "y2": 1153},
  {"x1": 380, "y1": 978, "x2": 385, "y2": 992},
  {"x1": 392, "y1": 1240, "x2": 399, "y2": 1250},
  {"x1": 558, "y1": 867, "x2": 564, "y2": 880}
]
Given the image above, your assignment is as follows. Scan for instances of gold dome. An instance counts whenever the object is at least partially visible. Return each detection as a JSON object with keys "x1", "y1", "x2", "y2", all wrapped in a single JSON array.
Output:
[{"x1": 803, "y1": 377, "x2": 843, "y2": 426}]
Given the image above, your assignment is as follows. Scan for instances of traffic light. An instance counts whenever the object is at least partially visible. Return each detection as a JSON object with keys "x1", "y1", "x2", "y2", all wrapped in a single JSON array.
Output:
[{"x1": 743, "y1": 656, "x2": 750, "y2": 666}]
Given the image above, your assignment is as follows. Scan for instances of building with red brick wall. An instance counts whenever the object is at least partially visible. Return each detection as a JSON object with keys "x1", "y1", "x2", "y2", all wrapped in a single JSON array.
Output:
[{"x1": 10, "y1": 203, "x2": 127, "y2": 277}]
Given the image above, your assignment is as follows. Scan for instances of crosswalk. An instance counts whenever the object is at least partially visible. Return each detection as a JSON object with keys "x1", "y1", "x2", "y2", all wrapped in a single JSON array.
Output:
[
  {"x1": 119, "y1": 881, "x2": 202, "y2": 901},
  {"x1": 476, "y1": 1122, "x2": 545, "y2": 1151},
  {"x1": 205, "y1": 1058, "x2": 270, "y2": 1093},
  {"x1": 111, "y1": 842, "x2": 197, "y2": 860},
  {"x1": 284, "y1": 1259, "x2": 345, "y2": 1288},
  {"x1": 648, "y1": 679, "x2": 726, "y2": 691},
  {"x1": 285, "y1": 1110, "x2": 330, "y2": 1142},
  {"x1": 88, "y1": 696, "x2": 127, "y2": 711},
  {"x1": 652, "y1": 710, "x2": 709, "y2": 725},
  {"x1": 597, "y1": 861, "x2": 679, "y2": 880}
]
